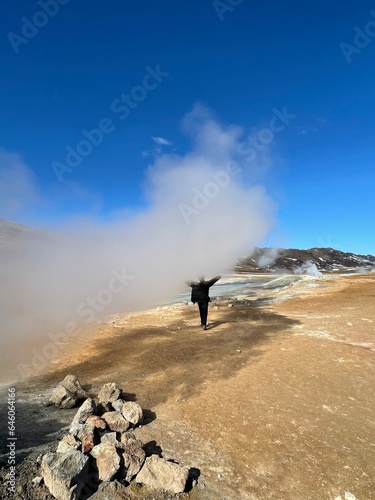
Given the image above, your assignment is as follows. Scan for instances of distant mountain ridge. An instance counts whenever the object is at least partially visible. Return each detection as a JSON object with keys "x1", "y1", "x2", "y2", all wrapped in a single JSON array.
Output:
[{"x1": 237, "y1": 247, "x2": 375, "y2": 273}]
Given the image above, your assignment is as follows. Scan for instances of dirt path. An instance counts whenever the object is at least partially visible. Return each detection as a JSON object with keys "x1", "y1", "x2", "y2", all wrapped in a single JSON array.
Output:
[{"x1": 2, "y1": 274, "x2": 374, "y2": 499}]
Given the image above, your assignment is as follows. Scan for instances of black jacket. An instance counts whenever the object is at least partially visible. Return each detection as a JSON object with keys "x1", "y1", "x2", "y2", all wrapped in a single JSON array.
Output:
[{"x1": 185, "y1": 276, "x2": 221, "y2": 303}]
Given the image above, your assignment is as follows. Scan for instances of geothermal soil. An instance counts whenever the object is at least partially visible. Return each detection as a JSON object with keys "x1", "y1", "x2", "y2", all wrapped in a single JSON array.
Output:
[{"x1": 1, "y1": 274, "x2": 374, "y2": 499}]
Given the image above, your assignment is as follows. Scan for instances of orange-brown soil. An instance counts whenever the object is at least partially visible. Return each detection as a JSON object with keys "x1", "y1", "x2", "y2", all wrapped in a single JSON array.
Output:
[{"x1": 5, "y1": 274, "x2": 375, "y2": 499}]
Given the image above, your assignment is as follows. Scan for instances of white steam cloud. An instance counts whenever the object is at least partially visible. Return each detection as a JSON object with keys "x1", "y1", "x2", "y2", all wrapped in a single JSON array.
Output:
[
  {"x1": 258, "y1": 248, "x2": 280, "y2": 267},
  {"x1": 0, "y1": 105, "x2": 277, "y2": 380},
  {"x1": 293, "y1": 261, "x2": 322, "y2": 277},
  {"x1": 0, "y1": 150, "x2": 40, "y2": 222}
]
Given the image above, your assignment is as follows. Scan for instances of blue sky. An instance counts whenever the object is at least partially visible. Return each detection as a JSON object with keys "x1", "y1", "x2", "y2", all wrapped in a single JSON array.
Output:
[{"x1": 1, "y1": 0, "x2": 375, "y2": 254}]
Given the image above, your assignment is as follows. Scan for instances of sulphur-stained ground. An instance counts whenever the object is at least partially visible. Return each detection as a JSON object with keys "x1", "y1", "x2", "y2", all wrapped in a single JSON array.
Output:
[{"x1": 0, "y1": 274, "x2": 374, "y2": 499}]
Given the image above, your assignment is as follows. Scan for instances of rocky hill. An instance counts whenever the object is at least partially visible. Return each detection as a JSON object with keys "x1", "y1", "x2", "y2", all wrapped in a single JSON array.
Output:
[{"x1": 237, "y1": 247, "x2": 375, "y2": 273}]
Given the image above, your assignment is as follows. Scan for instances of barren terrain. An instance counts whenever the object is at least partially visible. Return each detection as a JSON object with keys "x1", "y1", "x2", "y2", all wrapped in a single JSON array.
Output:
[{"x1": 1, "y1": 274, "x2": 374, "y2": 499}]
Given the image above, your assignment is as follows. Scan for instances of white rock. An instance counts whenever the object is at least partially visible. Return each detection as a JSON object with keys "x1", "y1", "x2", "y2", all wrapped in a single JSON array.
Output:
[
  {"x1": 98, "y1": 382, "x2": 121, "y2": 403},
  {"x1": 31, "y1": 476, "x2": 43, "y2": 487},
  {"x1": 111, "y1": 399, "x2": 124, "y2": 412},
  {"x1": 121, "y1": 402, "x2": 143, "y2": 426}
]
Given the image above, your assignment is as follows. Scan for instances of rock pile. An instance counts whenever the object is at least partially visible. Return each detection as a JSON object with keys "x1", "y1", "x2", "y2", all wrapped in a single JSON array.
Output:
[{"x1": 39, "y1": 376, "x2": 192, "y2": 499}]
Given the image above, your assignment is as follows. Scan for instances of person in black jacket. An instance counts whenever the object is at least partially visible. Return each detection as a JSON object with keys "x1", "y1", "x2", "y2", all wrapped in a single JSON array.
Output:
[{"x1": 185, "y1": 276, "x2": 221, "y2": 330}]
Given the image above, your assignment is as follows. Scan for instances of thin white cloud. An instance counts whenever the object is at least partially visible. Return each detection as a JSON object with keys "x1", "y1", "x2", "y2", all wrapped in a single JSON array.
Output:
[
  {"x1": 0, "y1": 151, "x2": 40, "y2": 220},
  {"x1": 151, "y1": 136, "x2": 172, "y2": 146}
]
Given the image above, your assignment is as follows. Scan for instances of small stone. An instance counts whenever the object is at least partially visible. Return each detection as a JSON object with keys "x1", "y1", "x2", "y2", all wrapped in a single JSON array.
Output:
[
  {"x1": 136, "y1": 455, "x2": 189, "y2": 494},
  {"x1": 347, "y1": 322, "x2": 353, "y2": 326},
  {"x1": 31, "y1": 476, "x2": 43, "y2": 487},
  {"x1": 121, "y1": 402, "x2": 143, "y2": 426},
  {"x1": 90, "y1": 443, "x2": 121, "y2": 482},
  {"x1": 102, "y1": 411, "x2": 130, "y2": 432},
  {"x1": 111, "y1": 399, "x2": 124, "y2": 412},
  {"x1": 98, "y1": 382, "x2": 121, "y2": 403},
  {"x1": 345, "y1": 493, "x2": 357, "y2": 500},
  {"x1": 228, "y1": 303, "x2": 233, "y2": 308}
]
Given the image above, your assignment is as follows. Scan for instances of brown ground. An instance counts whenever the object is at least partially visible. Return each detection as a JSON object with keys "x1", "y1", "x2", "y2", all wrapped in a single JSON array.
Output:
[{"x1": 1, "y1": 274, "x2": 374, "y2": 499}]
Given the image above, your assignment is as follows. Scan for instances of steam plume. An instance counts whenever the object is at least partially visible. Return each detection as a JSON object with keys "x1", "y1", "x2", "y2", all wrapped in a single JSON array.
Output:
[{"x1": 0, "y1": 105, "x2": 277, "y2": 380}]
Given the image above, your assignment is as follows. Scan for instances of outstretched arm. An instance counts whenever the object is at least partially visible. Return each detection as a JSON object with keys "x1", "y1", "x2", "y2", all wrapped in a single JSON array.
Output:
[
  {"x1": 207, "y1": 275, "x2": 221, "y2": 287},
  {"x1": 184, "y1": 280, "x2": 197, "y2": 287}
]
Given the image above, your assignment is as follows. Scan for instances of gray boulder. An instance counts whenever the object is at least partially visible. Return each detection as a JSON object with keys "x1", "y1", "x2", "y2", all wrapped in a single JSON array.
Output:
[
  {"x1": 47, "y1": 385, "x2": 76, "y2": 409},
  {"x1": 136, "y1": 455, "x2": 189, "y2": 494},
  {"x1": 90, "y1": 443, "x2": 121, "y2": 482},
  {"x1": 61, "y1": 375, "x2": 88, "y2": 400},
  {"x1": 121, "y1": 402, "x2": 143, "y2": 426},
  {"x1": 46, "y1": 375, "x2": 88, "y2": 409},
  {"x1": 98, "y1": 382, "x2": 121, "y2": 403},
  {"x1": 41, "y1": 451, "x2": 89, "y2": 500}
]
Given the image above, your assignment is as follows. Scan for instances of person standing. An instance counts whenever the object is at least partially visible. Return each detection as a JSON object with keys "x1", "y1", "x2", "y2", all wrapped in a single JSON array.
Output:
[{"x1": 185, "y1": 276, "x2": 221, "y2": 330}]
